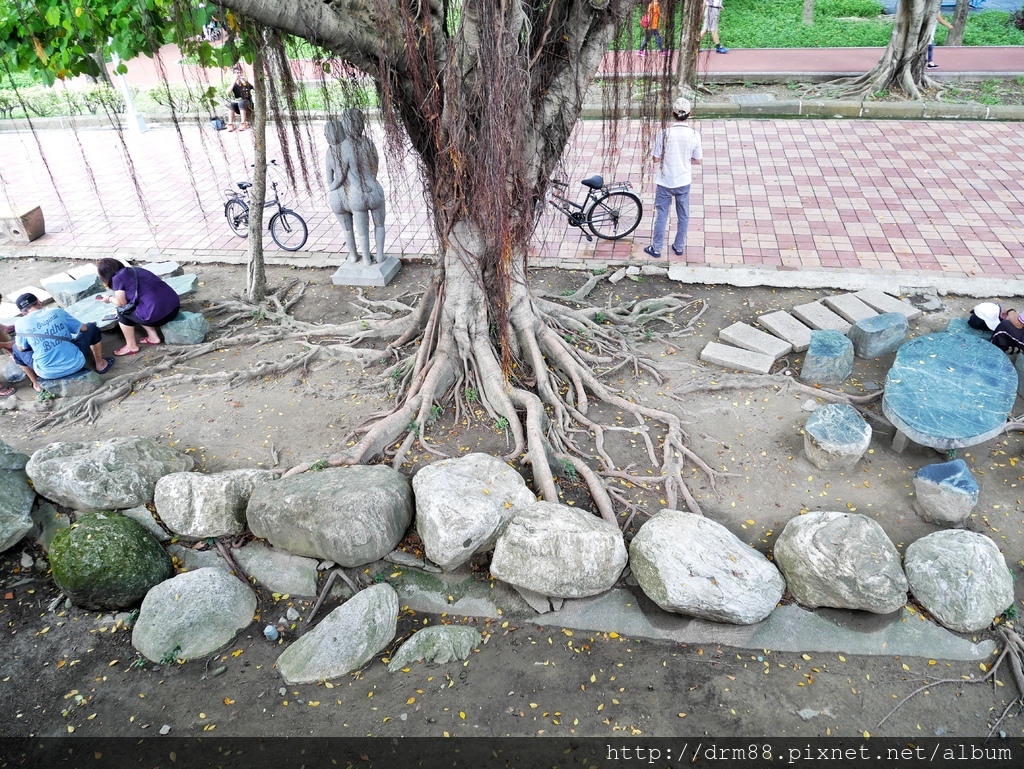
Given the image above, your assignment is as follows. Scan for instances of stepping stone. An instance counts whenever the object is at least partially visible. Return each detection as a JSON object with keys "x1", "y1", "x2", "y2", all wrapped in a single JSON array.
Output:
[
  {"x1": 792, "y1": 302, "x2": 851, "y2": 334},
  {"x1": 800, "y1": 329, "x2": 854, "y2": 386},
  {"x1": 40, "y1": 272, "x2": 75, "y2": 288},
  {"x1": 854, "y1": 289, "x2": 921, "y2": 321},
  {"x1": 68, "y1": 264, "x2": 100, "y2": 279},
  {"x1": 823, "y1": 294, "x2": 877, "y2": 324},
  {"x1": 7, "y1": 286, "x2": 52, "y2": 306},
  {"x1": 46, "y1": 274, "x2": 104, "y2": 309},
  {"x1": 757, "y1": 311, "x2": 812, "y2": 353},
  {"x1": 848, "y1": 312, "x2": 909, "y2": 359},
  {"x1": 700, "y1": 342, "x2": 775, "y2": 375},
  {"x1": 719, "y1": 321, "x2": 792, "y2": 359},
  {"x1": 803, "y1": 404, "x2": 872, "y2": 470},
  {"x1": 140, "y1": 261, "x2": 184, "y2": 278},
  {"x1": 912, "y1": 459, "x2": 979, "y2": 528}
]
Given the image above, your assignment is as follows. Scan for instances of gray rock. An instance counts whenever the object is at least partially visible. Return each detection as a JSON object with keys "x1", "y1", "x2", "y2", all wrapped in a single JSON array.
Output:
[
  {"x1": 773, "y1": 511, "x2": 908, "y2": 614},
  {"x1": 803, "y1": 403, "x2": 872, "y2": 470},
  {"x1": 800, "y1": 329, "x2": 854, "y2": 386},
  {"x1": 140, "y1": 261, "x2": 184, "y2": 278},
  {"x1": 31, "y1": 501, "x2": 70, "y2": 551},
  {"x1": 387, "y1": 625, "x2": 482, "y2": 672},
  {"x1": 412, "y1": 453, "x2": 535, "y2": 571},
  {"x1": 232, "y1": 541, "x2": 318, "y2": 597},
  {"x1": 904, "y1": 530, "x2": 1014, "y2": 633},
  {"x1": 38, "y1": 369, "x2": 103, "y2": 399},
  {"x1": 167, "y1": 543, "x2": 229, "y2": 573},
  {"x1": 49, "y1": 512, "x2": 174, "y2": 611},
  {"x1": 161, "y1": 311, "x2": 210, "y2": 346},
  {"x1": 163, "y1": 274, "x2": 199, "y2": 297},
  {"x1": 117, "y1": 506, "x2": 170, "y2": 542},
  {"x1": 629, "y1": 509, "x2": 785, "y2": 625},
  {"x1": 0, "y1": 440, "x2": 35, "y2": 552},
  {"x1": 848, "y1": 312, "x2": 909, "y2": 358},
  {"x1": 2, "y1": 360, "x2": 26, "y2": 384},
  {"x1": 515, "y1": 585, "x2": 555, "y2": 613},
  {"x1": 247, "y1": 466, "x2": 412, "y2": 568},
  {"x1": 384, "y1": 550, "x2": 442, "y2": 573},
  {"x1": 132, "y1": 567, "x2": 256, "y2": 662},
  {"x1": 912, "y1": 460, "x2": 979, "y2": 527},
  {"x1": 154, "y1": 469, "x2": 275, "y2": 538},
  {"x1": 26, "y1": 437, "x2": 194, "y2": 512},
  {"x1": 47, "y1": 274, "x2": 104, "y2": 309},
  {"x1": 489, "y1": 501, "x2": 627, "y2": 598},
  {"x1": 276, "y1": 583, "x2": 398, "y2": 684}
]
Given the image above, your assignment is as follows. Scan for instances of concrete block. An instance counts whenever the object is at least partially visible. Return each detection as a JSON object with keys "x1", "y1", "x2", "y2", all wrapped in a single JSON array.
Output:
[
  {"x1": 854, "y1": 289, "x2": 921, "y2": 320},
  {"x1": 719, "y1": 321, "x2": 792, "y2": 359},
  {"x1": 0, "y1": 205, "x2": 45, "y2": 243},
  {"x1": 792, "y1": 302, "x2": 851, "y2": 334},
  {"x1": 7, "y1": 286, "x2": 52, "y2": 306},
  {"x1": 330, "y1": 256, "x2": 402, "y2": 288},
  {"x1": 700, "y1": 342, "x2": 775, "y2": 375},
  {"x1": 823, "y1": 294, "x2": 877, "y2": 324},
  {"x1": 757, "y1": 311, "x2": 812, "y2": 352}
]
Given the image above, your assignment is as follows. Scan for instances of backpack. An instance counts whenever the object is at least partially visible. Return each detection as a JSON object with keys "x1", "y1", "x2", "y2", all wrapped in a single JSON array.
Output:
[{"x1": 640, "y1": 13, "x2": 650, "y2": 29}]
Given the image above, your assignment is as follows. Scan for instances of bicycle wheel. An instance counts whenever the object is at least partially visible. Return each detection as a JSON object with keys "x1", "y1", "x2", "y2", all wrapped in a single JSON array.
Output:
[
  {"x1": 224, "y1": 198, "x2": 249, "y2": 238},
  {"x1": 586, "y1": 190, "x2": 642, "y2": 240},
  {"x1": 269, "y1": 209, "x2": 308, "y2": 251}
]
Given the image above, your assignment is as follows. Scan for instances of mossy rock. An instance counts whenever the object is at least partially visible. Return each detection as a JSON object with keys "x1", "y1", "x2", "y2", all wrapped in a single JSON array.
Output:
[{"x1": 49, "y1": 512, "x2": 174, "y2": 611}]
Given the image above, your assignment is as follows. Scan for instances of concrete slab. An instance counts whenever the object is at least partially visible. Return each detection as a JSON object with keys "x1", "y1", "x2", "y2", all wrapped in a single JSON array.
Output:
[
  {"x1": 823, "y1": 293, "x2": 878, "y2": 324},
  {"x1": 757, "y1": 310, "x2": 812, "y2": 352},
  {"x1": 792, "y1": 301, "x2": 852, "y2": 333},
  {"x1": 139, "y1": 261, "x2": 184, "y2": 278},
  {"x1": 39, "y1": 272, "x2": 74, "y2": 288},
  {"x1": 855, "y1": 289, "x2": 922, "y2": 320},
  {"x1": 67, "y1": 264, "x2": 100, "y2": 279},
  {"x1": 331, "y1": 255, "x2": 402, "y2": 287},
  {"x1": 719, "y1": 321, "x2": 792, "y2": 359},
  {"x1": 700, "y1": 341, "x2": 775, "y2": 375},
  {"x1": 7, "y1": 286, "x2": 52, "y2": 306}
]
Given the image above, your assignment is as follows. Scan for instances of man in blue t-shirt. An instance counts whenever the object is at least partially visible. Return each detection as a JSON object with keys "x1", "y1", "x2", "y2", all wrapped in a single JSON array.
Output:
[{"x1": 11, "y1": 293, "x2": 113, "y2": 392}]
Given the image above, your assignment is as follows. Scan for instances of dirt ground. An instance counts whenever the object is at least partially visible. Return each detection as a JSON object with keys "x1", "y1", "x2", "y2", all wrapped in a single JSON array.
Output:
[{"x1": 1, "y1": 257, "x2": 1023, "y2": 742}]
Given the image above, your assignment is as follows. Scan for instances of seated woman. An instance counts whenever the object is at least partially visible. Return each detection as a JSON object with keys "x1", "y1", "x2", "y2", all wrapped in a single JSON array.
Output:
[{"x1": 95, "y1": 258, "x2": 180, "y2": 356}]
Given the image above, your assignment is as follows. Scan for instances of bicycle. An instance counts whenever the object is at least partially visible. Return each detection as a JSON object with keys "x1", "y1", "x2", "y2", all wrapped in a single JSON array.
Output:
[
  {"x1": 223, "y1": 159, "x2": 308, "y2": 251},
  {"x1": 545, "y1": 174, "x2": 643, "y2": 241}
]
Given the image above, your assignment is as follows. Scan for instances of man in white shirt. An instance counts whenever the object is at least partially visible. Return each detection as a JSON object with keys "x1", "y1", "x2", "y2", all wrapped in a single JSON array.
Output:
[{"x1": 644, "y1": 97, "x2": 703, "y2": 259}]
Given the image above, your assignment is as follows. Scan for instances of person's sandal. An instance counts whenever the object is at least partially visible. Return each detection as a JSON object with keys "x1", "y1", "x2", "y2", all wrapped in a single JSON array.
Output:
[
  {"x1": 0, "y1": 386, "x2": 14, "y2": 398},
  {"x1": 672, "y1": 246, "x2": 684, "y2": 256},
  {"x1": 643, "y1": 245, "x2": 662, "y2": 259},
  {"x1": 239, "y1": 123, "x2": 250, "y2": 131}
]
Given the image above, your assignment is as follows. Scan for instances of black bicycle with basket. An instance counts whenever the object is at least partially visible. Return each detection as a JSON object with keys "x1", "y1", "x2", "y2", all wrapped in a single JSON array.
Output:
[{"x1": 545, "y1": 175, "x2": 643, "y2": 241}]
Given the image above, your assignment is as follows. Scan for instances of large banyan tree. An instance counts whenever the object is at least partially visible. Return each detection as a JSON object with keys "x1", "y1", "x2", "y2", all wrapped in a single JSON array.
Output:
[{"x1": 5, "y1": 0, "x2": 724, "y2": 520}]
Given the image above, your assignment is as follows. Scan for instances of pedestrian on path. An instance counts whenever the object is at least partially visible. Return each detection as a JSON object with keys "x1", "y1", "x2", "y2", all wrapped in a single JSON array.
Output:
[
  {"x1": 644, "y1": 97, "x2": 703, "y2": 260},
  {"x1": 11, "y1": 293, "x2": 112, "y2": 392},
  {"x1": 927, "y1": 12, "x2": 954, "y2": 70},
  {"x1": 638, "y1": 0, "x2": 663, "y2": 56},
  {"x1": 701, "y1": 0, "x2": 729, "y2": 54}
]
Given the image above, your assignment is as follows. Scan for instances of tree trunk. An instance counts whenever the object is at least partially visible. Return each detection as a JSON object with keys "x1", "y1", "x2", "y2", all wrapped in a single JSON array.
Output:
[
  {"x1": 833, "y1": 0, "x2": 941, "y2": 99},
  {"x1": 245, "y1": 35, "x2": 268, "y2": 304},
  {"x1": 803, "y1": 0, "x2": 815, "y2": 26},
  {"x1": 946, "y1": 0, "x2": 970, "y2": 47},
  {"x1": 676, "y1": 0, "x2": 708, "y2": 93}
]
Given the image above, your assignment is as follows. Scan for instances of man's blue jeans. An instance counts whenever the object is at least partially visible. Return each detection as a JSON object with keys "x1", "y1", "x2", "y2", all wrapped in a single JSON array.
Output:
[{"x1": 652, "y1": 183, "x2": 691, "y2": 255}]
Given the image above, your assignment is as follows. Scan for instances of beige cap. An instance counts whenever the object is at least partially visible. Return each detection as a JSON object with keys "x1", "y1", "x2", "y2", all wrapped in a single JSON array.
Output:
[
  {"x1": 672, "y1": 97, "x2": 692, "y2": 115},
  {"x1": 973, "y1": 302, "x2": 1002, "y2": 331}
]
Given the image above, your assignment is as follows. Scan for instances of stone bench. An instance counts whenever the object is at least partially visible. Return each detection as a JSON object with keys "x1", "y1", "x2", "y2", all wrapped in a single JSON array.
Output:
[
  {"x1": 800, "y1": 329, "x2": 854, "y2": 386},
  {"x1": 912, "y1": 459, "x2": 979, "y2": 527},
  {"x1": 803, "y1": 403, "x2": 872, "y2": 470},
  {"x1": 848, "y1": 312, "x2": 908, "y2": 359},
  {"x1": 162, "y1": 311, "x2": 210, "y2": 345},
  {"x1": 0, "y1": 206, "x2": 45, "y2": 243}
]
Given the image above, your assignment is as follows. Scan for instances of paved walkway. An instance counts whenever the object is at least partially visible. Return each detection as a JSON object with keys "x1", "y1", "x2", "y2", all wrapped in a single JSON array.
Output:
[{"x1": 1, "y1": 46, "x2": 1023, "y2": 292}]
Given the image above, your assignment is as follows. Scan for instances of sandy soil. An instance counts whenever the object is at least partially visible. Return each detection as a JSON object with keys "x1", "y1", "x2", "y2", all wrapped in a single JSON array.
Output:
[{"x1": 1, "y1": 257, "x2": 1022, "y2": 741}]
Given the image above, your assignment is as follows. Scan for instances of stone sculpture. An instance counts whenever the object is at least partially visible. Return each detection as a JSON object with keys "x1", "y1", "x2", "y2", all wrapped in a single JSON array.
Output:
[{"x1": 325, "y1": 110, "x2": 386, "y2": 265}]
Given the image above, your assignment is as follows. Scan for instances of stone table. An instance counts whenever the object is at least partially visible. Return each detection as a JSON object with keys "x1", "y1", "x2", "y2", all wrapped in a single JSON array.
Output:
[{"x1": 882, "y1": 332, "x2": 1017, "y2": 452}]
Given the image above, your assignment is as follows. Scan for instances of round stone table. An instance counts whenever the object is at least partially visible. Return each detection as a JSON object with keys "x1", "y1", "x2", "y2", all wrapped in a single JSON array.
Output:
[{"x1": 882, "y1": 332, "x2": 1018, "y2": 451}]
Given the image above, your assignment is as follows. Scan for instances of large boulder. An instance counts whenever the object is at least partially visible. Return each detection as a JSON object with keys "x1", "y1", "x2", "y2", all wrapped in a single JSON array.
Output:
[
  {"x1": 387, "y1": 626, "x2": 482, "y2": 672},
  {"x1": 0, "y1": 440, "x2": 35, "y2": 552},
  {"x1": 132, "y1": 567, "x2": 256, "y2": 662},
  {"x1": 26, "y1": 437, "x2": 194, "y2": 512},
  {"x1": 161, "y1": 311, "x2": 210, "y2": 346},
  {"x1": 276, "y1": 583, "x2": 398, "y2": 684},
  {"x1": 629, "y1": 510, "x2": 785, "y2": 625},
  {"x1": 489, "y1": 502, "x2": 626, "y2": 598},
  {"x1": 49, "y1": 512, "x2": 174, "y2": 611},
  {"x1": 773, "y1": 511, "x2": 908, "y2": 614},
  {"x1": 246, "y1": 466, "x2": 412, "y2": 567},
  {"x1": 154, "y1": 469, "x2": 275, "y2": 538},
  {"x1": 412, "y1": 453, "x2": 535, "y2": 570},
  {"x1": 904, "y1": 530, "x2": 1014, "y2": 633}
]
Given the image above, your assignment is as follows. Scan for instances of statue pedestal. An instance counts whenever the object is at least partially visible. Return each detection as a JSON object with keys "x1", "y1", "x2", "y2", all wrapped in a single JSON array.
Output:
[{"x1": 331, "y1": 255, "x2": 401, "y2": 287}]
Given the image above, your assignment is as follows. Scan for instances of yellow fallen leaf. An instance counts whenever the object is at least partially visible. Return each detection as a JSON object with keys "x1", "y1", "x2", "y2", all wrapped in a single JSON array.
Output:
[
  {"x1": 223, "y1": 698, "x2": 234, "y2": 706},
  {"x1": 563, "y1": 629, "x2": 574, "y2": 636},
  {"x1": 609, "y1": 632, "x2": 619, "y2": 639},
  {"x1": 108, "y1": 660, "x2": 119, "y2": 667},
  {"x1": 838, "y1": 655, "x2": 846, "y2": 662},
  {"x1": 590, "y1": 674, "x2": 596, "y2": 683},
  {"x1": 406, "y1": 697, "x2": 416, "y2": 705},
  {"x1": 459, "y1": 711, "x2": 465, "y2": 720},
  {"x1": 231, "y1": 649, "x2": 243, "y2": 657},
  {"x1": 677, "y1": 712, "x2": 687, "y2": 718},
  {"x1": 863, "y1": 731, "x2": 870, "y2": 738},
  {"x1": 801, "y1": 654, "x2": 811, "y2": 661}
]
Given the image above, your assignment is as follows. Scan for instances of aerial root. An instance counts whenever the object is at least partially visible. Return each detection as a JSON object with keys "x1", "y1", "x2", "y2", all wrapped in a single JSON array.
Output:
[{"x1": 877, "y1": 625, "x2": 1024, "y2": 731}]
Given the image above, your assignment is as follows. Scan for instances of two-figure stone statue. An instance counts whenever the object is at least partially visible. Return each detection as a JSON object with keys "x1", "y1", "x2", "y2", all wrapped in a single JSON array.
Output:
[{"x1": 325, "y1": 109, "x2": 386, "y2": 265}]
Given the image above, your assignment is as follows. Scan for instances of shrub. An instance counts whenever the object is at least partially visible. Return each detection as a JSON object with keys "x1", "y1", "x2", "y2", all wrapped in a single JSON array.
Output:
[{"x1": 817, "y1": 0, "x2": 884, "y2": 19}]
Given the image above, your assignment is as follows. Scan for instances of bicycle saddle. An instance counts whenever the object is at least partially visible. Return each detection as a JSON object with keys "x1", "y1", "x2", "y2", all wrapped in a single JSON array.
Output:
[
  {"x1": 236, "y1": 181, "x2": 252, "y2": 190},
  {"x1": 581, "y1": 175, "x2": 604, "y2": 190}
]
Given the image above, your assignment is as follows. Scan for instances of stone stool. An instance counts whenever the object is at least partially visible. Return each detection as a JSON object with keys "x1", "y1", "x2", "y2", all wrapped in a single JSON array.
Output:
[
  {"x1": 162, "y1": 312, "x2": 210, "y2": 345},
  {"x1": 912, "y1": 459, "x2": 979, "y2": 527},
  {"x1": 803, "y1": 403, "x2": 872, "y2": 470},
  {"x1": 0, "y1": 206, "x2": 45, "y2": 243},
  {"x1": 38, "y1": 369, "x2": 103, "y2": 399},
  {"x1": 800, "y1": 329, "x2": 854, "y2": 386},
  {"x1": 945, "y1": 317, "x2": 990, "y2": 340},
  {"x1": 848, "y1": 312, "x2": 908, "y2": 358}
]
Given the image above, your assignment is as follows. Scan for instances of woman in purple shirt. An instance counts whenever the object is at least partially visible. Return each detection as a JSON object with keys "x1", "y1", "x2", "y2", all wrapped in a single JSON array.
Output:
[{"x1": 95, "y1": 258, "x2": 180, "y2": 356}]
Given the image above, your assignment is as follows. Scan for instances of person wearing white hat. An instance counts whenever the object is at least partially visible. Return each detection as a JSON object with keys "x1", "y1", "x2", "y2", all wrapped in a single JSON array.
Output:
[
  {"x1": 644, "y1": 97, "x2": 703, "y2": 260},
  {"x1": 968, "y1": 302, "x2": 1006, "y2": 333}
]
